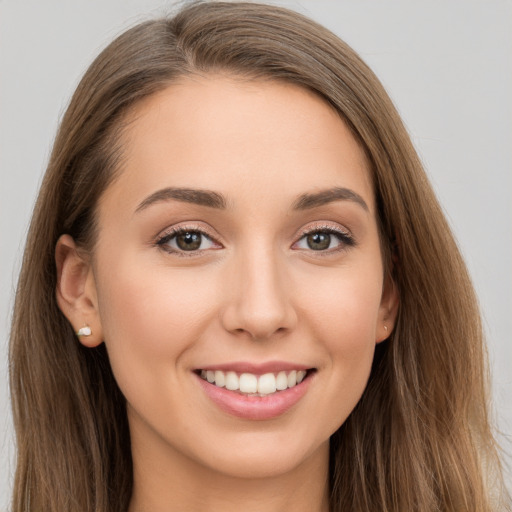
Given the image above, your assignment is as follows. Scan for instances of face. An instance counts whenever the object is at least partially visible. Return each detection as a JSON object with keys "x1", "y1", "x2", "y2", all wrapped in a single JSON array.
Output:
[{"x1": 62, "y1": 76, "x2": 397, "y2": 481}]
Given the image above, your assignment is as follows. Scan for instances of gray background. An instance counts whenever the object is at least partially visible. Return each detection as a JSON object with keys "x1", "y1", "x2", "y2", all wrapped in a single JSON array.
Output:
[{"x1": 1, "y1": 0, "x2": 511, "y2": 507}]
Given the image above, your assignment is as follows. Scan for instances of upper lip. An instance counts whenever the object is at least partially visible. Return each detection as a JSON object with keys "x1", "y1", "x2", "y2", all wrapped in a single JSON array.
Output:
[{"x1": 196, "y1": 361, "x2": 313, "y2": 374}]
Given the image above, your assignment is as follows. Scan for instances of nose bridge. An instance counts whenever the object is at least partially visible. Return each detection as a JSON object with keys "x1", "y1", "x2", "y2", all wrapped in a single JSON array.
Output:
[{"x1": 222, "y1": 241, "x2": 296, "y2": 339}]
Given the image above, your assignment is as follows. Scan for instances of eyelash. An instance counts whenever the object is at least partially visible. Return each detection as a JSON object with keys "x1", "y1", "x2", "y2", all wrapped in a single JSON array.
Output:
[
  {"x1": 155, "y1": 225, "x2": 220, "y2": 257},
  {"x1": 155, "y1": 223, "x2": 355, "y2": 257},
  {"x1": 293, "y1": 224, "x2": 356, "y2": 254}
]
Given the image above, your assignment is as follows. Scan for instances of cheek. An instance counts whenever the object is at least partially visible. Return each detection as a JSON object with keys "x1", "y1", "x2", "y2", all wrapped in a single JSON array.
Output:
[
  {"x1": 299, "y1": 263, "x2": 383, "y2": 346},
  {"x1": 93, "y1": 254, "x2": 218, "y2": 388},
  {"x1": 296, "y1": 262, "x2": 383, "y2": 415},
  {"x1": 97, "y1": 255, "x2": 212, "y2": 335}
]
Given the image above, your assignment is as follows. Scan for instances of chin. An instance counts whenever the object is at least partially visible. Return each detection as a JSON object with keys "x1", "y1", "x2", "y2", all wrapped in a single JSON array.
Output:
[{"x1": 188, "y1": 428, "x2": 331, "y2": 480}]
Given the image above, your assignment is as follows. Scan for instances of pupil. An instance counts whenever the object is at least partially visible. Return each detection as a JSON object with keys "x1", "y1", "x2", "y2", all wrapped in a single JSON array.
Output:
[
  {"x1": 177, "y1": 232, "x2": 201, "y2": 251},
  {"x1": 307, "y1": 232, "x2": 331, "y2": 251}
]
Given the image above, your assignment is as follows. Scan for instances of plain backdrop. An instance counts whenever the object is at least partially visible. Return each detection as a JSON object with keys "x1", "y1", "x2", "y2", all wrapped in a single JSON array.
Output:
[{"x1": 1, "y1": 0, "x2": 511, "y2": 507}]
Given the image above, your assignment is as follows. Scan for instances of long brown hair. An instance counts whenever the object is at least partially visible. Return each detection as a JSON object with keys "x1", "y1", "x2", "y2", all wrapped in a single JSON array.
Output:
[{"x1": 9, "y1": 2, "x2": 509, "y2": 510}]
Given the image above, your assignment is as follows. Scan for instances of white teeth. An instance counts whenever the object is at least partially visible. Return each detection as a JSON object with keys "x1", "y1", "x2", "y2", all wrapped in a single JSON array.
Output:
[
  {"x1": 225, "y1": 371, "x2": 239, "y2": 391},
  {"x1": 258, "y1": 373, "x2": 277, "y2": 394},
  {"x1": 214, "y1": 370, "x2": 225, "y2": 387},
  {"x1": 276, "y1": 371, "x2": 288, "y2": 391},
  {"x1": 239, "y1": 373, "x2": 258, "y2": 393},
  {"x1": 200, "y1": 368, "x2": 310, "y2": 395}
]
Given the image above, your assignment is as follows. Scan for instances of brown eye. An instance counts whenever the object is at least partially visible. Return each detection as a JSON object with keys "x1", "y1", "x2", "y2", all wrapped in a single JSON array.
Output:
[
  {"x1": 176, "y1": 231, "x2": 202, "y2": 251},
  {"x1": 157, "y1": 228, "x2": 218, "y2": 254},
  {"x1": 306, "y1": 232, "x2": 331, "y2": 250},
  {"x1": 293, "y1": 227, "x2": 355, "y2": 253}
]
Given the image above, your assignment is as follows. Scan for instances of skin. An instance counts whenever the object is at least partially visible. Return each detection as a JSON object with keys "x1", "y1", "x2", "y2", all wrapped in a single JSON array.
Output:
[{"x1": 56, "y1": 76, "x2": 398, "y2": 512}]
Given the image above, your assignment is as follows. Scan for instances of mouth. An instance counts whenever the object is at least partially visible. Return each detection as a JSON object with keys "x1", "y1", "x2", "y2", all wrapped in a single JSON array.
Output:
[
  {"x1": 194, "y1": 362, "x2": 316, "y2": 420},
  {"x1": 196, "y1": 368, "x2": 314, "y2": 397}
]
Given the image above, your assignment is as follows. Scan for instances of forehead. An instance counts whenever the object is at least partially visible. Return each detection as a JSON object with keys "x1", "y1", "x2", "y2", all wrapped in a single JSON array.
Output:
[{"x1": 100, "y1": 75, "x2": 374, "y2": 216}]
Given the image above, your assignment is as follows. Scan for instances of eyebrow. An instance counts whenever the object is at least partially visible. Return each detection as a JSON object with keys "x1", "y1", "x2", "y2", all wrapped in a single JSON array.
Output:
[
  {"x1": 135, "y1": 185, "x2": 368, "y2": 213},
  {"x1": 135, "y1": 187, "x2": 227, "y2": 213},
  {"x1": 292, "y1": 187, "x2": 369, "y2": 212}
]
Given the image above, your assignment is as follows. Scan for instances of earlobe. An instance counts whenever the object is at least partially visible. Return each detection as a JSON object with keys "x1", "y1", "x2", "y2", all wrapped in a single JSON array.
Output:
[
  {"x1": 55, "y1": 234, "x2": 103, "y2": 347},
  {"x1": 376, "y1": 276, "x2": 399, "y2": 344}
]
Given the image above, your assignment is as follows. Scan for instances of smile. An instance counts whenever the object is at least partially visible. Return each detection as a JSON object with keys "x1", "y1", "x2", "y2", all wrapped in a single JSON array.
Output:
[
  {"x1": 199, "y1": 369, "x2": 308, "y2": 396},
  {"x1": 196, "y1": 365, "x2": 315, "y2": 420}
]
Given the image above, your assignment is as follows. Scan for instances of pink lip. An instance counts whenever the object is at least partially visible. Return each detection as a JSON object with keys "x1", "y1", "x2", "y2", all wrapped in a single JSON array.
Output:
[
  {"x1": 198, "y1": 360, "x2": 311, "y2": 375},
  {"x1": 195, "y1": 370, "x2": 314, "y2": 421}
]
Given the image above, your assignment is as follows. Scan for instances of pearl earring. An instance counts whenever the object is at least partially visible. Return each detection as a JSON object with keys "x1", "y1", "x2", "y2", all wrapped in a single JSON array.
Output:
[{"x1": 76, "y1": 325, "x2": 92, "y2": 337}]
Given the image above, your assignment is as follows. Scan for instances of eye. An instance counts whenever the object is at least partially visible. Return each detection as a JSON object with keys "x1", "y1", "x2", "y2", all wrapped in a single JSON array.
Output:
[
  {"x1": 293, "y1": 226, "x2": 355, "y2": 252},
  {"x1": 156, "y1": 227, "x2": 220, "y2": 254}
]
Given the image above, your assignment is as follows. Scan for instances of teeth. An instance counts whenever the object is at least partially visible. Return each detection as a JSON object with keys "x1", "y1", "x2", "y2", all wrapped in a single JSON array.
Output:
[
  {"x1": 239, "y1": 373, "x2": 258, "y2": 393},
  {"x1": 214, "y1": 370, "x2": 225, "y2": 388},
  {"x1": 225, "y1": 371, "x2": 238, "y2": 391},
  {"x1": 199, "y1": 369, "x2": 309, "y2": 396},
  {"x1": 258, "y1": 373, "x2": 277, "y2": 394}
]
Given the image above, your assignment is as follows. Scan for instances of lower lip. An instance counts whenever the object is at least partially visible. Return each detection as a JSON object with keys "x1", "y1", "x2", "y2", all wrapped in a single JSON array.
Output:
[{"x1": 196, "y1": 373, "x2": 313, "y2": 420}]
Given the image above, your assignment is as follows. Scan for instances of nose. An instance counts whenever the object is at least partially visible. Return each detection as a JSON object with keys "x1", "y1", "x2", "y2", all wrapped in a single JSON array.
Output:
[{"x1": 220, "y1": 246, "x2": 297, "y2": 340}]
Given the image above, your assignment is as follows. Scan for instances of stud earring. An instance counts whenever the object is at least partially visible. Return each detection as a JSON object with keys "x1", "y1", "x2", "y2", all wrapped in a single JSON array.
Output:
[
  {"x1": 384, "y1": 325, "x2": 388, "y2": 332},
  {"x1": 76, "y1": 325, "x2": 92, "y2": 337}
]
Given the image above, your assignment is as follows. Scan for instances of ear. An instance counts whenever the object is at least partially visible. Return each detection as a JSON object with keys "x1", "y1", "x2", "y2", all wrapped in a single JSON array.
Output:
[
  {"x1": 55, "y1": 234, "x2": 103, "y2": 347},
  {"x1": 375, "y1": 275, "x2": 399, "y2": 344}
]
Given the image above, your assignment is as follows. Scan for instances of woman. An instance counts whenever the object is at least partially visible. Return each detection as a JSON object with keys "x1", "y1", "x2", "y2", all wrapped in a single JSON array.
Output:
[{"x1": 8, "y1": 2, "x2": 509, "y2": 511}]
